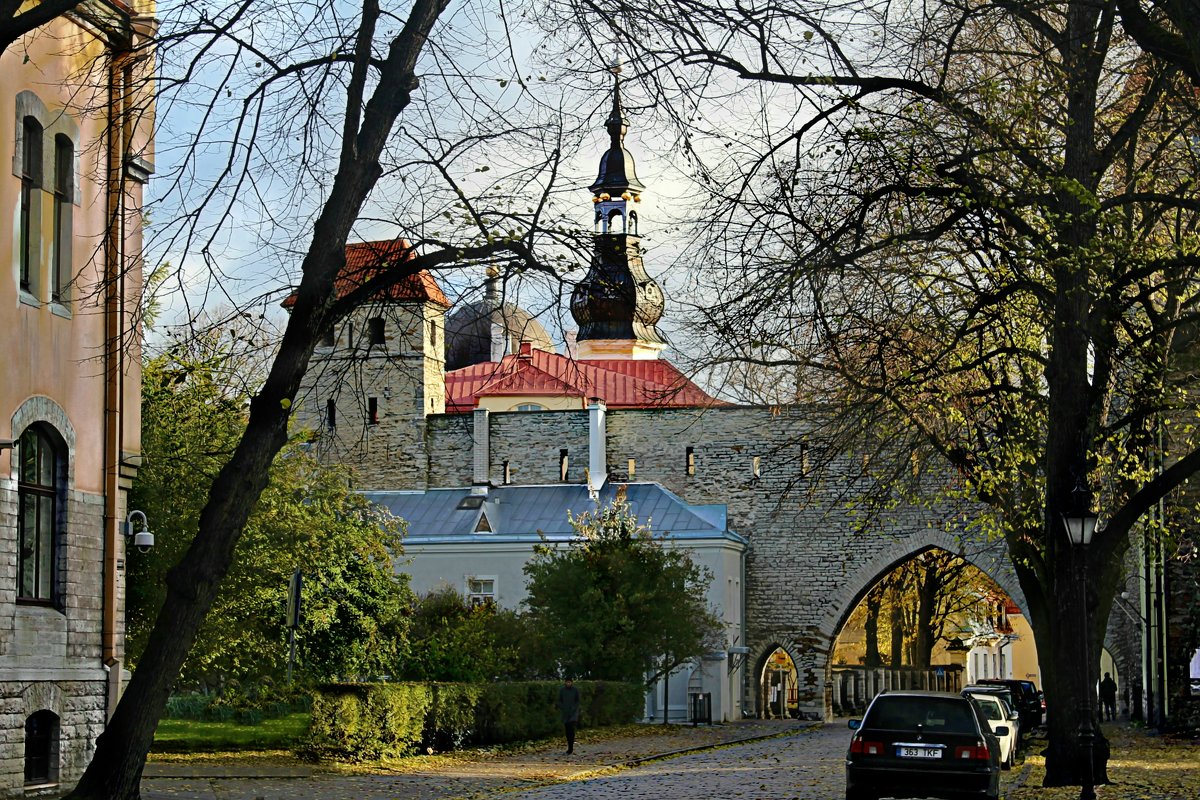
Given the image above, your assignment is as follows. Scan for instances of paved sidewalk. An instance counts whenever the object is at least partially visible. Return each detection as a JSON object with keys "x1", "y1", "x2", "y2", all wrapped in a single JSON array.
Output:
[{"x1": 141, "y1": 719, "x2": 812, "y2": 799}]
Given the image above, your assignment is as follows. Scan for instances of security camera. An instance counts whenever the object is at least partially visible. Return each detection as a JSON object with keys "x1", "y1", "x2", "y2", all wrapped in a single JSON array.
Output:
[{"x1": 125, "y1": 510, "x2": 154, "y2": 553}]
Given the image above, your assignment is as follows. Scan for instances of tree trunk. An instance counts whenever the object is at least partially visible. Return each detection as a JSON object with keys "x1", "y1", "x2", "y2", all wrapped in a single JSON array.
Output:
[
  {"x1": 64, "y1": 1, "x2": 450, "y2": 795},
  {"x1": 864, "y1": 591, "x2": 882, "y2": 668},
  {"x1": 1036, "y1": 544, "x2": 1111, "y2": 787},
  {"x1": 890, "y1": 603, "x2": 905, "y2": 668}
]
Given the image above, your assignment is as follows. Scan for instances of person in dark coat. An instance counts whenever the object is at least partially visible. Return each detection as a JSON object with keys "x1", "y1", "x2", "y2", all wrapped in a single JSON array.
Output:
[
  {"x1": 557, "y1": 677, "x2": 581, "y2": 754},
  {"x1": 1099, "y1": 672, "x2": 1118, "y2": 721}
]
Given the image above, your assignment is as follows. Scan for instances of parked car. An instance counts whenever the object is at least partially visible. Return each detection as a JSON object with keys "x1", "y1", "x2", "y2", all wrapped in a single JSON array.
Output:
[
  {"x1": 965, "y1": 692, "x2": 1019, "y2": 769},
  {"x1": 845, "y1": 690, "x2": 1004, "y2": 800},
  {"x1": 975, "y1": 678, "x2": 1042, "y2": 728}
]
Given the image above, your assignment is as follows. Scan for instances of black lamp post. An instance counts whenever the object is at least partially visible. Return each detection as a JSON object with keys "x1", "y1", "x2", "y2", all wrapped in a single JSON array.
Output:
[{"x1": 1063, "y1": 506, "x2": 1098, "y2": 800}]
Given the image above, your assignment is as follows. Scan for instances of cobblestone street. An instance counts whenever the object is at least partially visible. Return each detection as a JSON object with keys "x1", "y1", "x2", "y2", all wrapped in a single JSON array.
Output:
[
  {"x1": 140, "y1": 722, "x2": 1032, "y2": 800},
  {"x1": 137, "y1": 720, "x2": 1200, "y2": 800}
]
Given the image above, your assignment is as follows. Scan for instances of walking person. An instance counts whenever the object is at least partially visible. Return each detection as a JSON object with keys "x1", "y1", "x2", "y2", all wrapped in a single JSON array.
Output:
[
  {"x1": 1099, "y1": 672, "x2": 1118, "y2": 721},
  {"x1": 557, "y1": 677, "x2": 581, "y2": 755}
]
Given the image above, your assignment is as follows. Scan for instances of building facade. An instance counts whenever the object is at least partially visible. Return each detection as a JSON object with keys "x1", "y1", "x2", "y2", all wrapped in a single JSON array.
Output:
[{"x1": 2, "y1": 2, "x2": 153, "y2": 792}]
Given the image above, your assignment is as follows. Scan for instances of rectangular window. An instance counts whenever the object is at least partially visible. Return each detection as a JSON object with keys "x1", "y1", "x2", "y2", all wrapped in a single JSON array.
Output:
[
  {"x1": 347, "y1": 322, "x2": 354, "y2": 349},
  {"x1": 467, "y1": 577, "x2": 496, "y2": 607},
  {"x1": 320, "y1": 327, "x2": 335, "y2": 348},
  {"x1": 429, "y1": 319, "x2": 438, "y2": 348},
  {"x1": 19, "y1": 117, "x2": 43, "y2": 294},
  {"x1": 368, "y1": 317, "x2": 385, "y2": 345},
  {"x1": 752, "y1": 456, "x2": 761, "y2": 479},
  {"x1": 51, "y1": 134, "x2": 72, "y2": 304},
  {"x1": 800, "y1": 443, "x2": 810, "y2": 476},
  {"x1": 627, "y1": 458, "x2": 636, "y2": 478},
  {"x1": 326, "y1": 398, "x2": 337, "y2": 429},
  {"x1": 559, "y1": 449, "x2": 569, "y2": 481},
  {"x1": 503, "y1": 460, "x2": 511, "y2": 485},
  {"x1": 367, "y1": 396, "x2": 379, "y2": 424},
  {"x1": 686, "y1": 446, "x2": 695, "y2": 476}
]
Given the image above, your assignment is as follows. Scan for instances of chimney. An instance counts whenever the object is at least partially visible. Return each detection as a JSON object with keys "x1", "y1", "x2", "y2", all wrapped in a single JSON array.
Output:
[
  {"x1": 486, "y1": 267, "x2": 506, "y2": 362},
  {"x1": 473, "y1": 408, "x2": 490, "y2": 490},
  {"x1": 588, "y1": 398, "x2": 607, "y2": 499}
]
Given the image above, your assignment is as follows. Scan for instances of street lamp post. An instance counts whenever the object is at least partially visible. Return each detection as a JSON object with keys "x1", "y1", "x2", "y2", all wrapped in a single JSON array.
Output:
[{"x1": 1063, "y1": 507, "x2": 1098, "y2": 800}]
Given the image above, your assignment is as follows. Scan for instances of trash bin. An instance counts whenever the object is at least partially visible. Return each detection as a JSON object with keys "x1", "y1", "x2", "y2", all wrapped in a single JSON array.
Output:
[{"x1": 689, "y1": 692, "x2": 712, "y2": 726}]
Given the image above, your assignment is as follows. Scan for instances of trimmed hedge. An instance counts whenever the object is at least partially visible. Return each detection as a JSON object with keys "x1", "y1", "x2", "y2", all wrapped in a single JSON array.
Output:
[{"x1": 304, "y1": 680, "x2": 642, "y2": 760}]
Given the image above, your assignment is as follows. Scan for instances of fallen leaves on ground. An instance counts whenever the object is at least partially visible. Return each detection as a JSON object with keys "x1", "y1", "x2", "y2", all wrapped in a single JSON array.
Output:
[{"x1": 1007, "y1": 723, "x2": 1200, "y2": 800}]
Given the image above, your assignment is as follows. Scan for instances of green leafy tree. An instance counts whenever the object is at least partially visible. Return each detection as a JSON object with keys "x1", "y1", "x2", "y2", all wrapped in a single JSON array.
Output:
[
  {"x1": 399, "y1": 587, "x2": 547, "y2": 682},
  {"x1": 128, "y1": 341, "x2": 412, "y2": 686},
  {"x1": 523, "y1": 497, "x2": 723, "y2": 686}
]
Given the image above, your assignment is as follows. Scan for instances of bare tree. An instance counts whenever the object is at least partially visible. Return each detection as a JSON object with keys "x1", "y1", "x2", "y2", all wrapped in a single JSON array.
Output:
[
  {"x1": 1117, "y1": 0, "x2": 1200, "y2": 84},
  {"x1": 553, "y1": 0, "x2": 1200, "y2": 787},
  {"x1": 0, "y1": 0, "x2": 87, "y2": 55},
  {"x1": 62, "y1": 0, "x2": 602, "y2": 793}
]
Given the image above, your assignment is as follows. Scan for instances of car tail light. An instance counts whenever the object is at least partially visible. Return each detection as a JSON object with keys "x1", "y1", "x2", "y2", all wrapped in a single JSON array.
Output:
[
  {"x1": 850, "y1": 736, "x2": 885, "y2": 755},
  {"x1": 954, "y1": 741, "x2": 991, "y2": 760}
]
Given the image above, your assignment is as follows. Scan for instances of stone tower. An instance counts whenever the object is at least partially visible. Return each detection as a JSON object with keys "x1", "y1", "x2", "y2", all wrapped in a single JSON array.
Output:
[{"x1": 289, "y1": 240, "x2": 449, "y2": 488}]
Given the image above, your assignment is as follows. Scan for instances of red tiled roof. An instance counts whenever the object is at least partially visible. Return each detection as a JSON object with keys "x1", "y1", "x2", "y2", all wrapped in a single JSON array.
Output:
[
  {"x1": 282, "y1": 239, "x2": 449, "y2": 309},
  {"x1": 445, "y1": 345, "x2": 725, "y2": 412}
]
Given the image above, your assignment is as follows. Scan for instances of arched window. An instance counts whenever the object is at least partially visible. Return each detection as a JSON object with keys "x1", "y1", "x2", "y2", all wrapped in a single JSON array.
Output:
[
  {"x1": 514, "y1": 403, "x2": 546, "y2": 412},
  {"x1": 24, "y1": 710, "x2": 59, "y2": 786},
  {"x1": 52, "y1": 134, "x2": 74, "y2": 304},
  {"x1": 19, "y1": 116, "x2": 43, "y2": 294},
  {"x1": 17, "y1": 427, "x2": 62, "y2": 603}
]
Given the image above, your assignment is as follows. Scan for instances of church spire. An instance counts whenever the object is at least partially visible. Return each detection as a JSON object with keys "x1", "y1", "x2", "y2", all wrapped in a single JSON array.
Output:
[
  {"x1": 590, "y1": 68, "x2": 645, "y2": 202},
  {"x1": 571, "y1": 67, "x2": 668, "y2": 361}
]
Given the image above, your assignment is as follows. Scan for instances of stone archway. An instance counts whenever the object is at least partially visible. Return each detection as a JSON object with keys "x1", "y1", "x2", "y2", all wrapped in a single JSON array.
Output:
[
  {"x1": 752, "y1": 643, "x2": 799, "y2": 719},
  {"x1": 818, "y1": 528, "x2": 1027, "y2": 719}
]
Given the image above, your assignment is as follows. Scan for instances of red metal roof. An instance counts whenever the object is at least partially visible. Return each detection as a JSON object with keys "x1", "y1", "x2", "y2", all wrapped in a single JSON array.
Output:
[
  {"x1": 445, "y1": 345, "x2": 724, "y2": 412},
  {"x1": 282, "y1": 239, "x2": 450, "y2": 309}
]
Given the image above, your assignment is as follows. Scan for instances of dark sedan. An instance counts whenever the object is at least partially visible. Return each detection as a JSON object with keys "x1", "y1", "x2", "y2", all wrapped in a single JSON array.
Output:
[{"x1": 845, "y1": 690, "x2": 1004, "y2": 800}]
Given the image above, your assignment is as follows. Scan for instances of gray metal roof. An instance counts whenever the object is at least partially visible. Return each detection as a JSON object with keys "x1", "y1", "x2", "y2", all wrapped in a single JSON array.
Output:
[{"x1": 364, "y1": 482, "x2": 741, "y2": 543}]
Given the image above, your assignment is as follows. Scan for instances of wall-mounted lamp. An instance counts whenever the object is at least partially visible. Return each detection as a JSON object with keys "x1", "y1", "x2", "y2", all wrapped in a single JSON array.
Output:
[
  {"x1": 727, "y1": 645, "x2": 750, "y2": 674},
  {"x1": 124, "y1": 509, "x2": 155, "y2": 553}
]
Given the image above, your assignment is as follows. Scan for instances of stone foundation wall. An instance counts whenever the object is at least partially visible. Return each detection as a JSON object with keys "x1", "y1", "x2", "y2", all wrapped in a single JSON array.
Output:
[{"x1": 0, "y1": 679, "x2": 106, "y2": 796}]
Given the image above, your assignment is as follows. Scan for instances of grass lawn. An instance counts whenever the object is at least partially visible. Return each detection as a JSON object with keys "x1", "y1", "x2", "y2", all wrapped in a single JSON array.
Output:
[{"x1": 151, "y1": 712, "x2": 311, "y2": 753}]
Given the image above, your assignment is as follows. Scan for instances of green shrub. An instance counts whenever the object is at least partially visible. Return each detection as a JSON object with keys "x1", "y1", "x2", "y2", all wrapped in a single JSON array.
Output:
[
  {"x1": 304, "y1": 683, "x2": 432, "y2": 760},
  {"x1": 304, "y1": 680, "x2": 641, "y2": 760},
  {"x1": 165, "y1": 693, "x2": 213, "y2": 720}
]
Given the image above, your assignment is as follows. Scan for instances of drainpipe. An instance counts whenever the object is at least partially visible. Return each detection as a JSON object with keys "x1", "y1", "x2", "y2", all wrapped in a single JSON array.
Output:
[
  {"x1": 101, "y1": 11, "x2": 155, "y2": 717},
  {"x1": 102, "y1": 39, "x2": 131, "y2": 718}
]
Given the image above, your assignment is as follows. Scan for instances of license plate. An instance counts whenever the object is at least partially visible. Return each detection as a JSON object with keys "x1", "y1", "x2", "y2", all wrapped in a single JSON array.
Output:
[{"x1": 897, "y1": 746, "x2": 942, "y2": 759}]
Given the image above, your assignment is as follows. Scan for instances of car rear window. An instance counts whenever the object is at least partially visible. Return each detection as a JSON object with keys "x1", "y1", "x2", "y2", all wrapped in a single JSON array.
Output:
[
  {"x1": 972, "y1": 697, "x2": 1002, "y2": 720},
  {"x1": 865, "y1": 697, "x2": 977, "y2": 734}
]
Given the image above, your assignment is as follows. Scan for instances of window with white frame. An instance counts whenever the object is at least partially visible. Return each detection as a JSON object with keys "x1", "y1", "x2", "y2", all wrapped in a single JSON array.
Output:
[{"x1": 466, "y1": 577, "x2": 496, "y2": 607}]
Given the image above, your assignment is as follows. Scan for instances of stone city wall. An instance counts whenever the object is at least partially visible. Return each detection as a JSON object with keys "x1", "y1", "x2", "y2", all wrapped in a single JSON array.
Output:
[{"x1": 409, "y1": 405, "x2": 1020, "y2": 717}]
